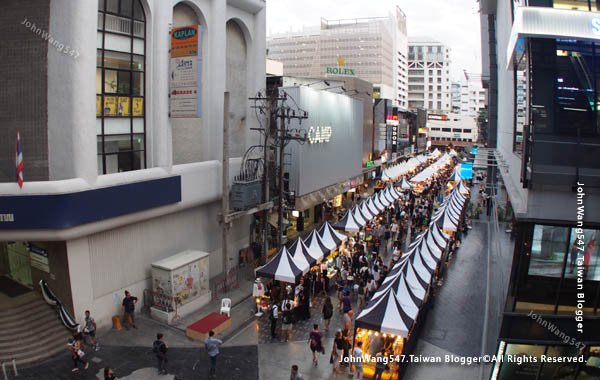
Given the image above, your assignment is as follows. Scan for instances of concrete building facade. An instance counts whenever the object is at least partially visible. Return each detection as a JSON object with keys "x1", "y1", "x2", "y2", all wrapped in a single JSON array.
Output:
[
  {"x1": 0, "y1": 0, "x2": 266, "y2": 330},
  {"x1": 407, "y1": 37, "x2": 452, "y2": 113},
  {"x1": 266, "y1": 6, "x2": 409, "y2": 108}
]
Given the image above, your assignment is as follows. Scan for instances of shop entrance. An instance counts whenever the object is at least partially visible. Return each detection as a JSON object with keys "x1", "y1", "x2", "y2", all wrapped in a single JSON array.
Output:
[{"x1": 0, "y1": 242, "x2": 33, "y2": 297}]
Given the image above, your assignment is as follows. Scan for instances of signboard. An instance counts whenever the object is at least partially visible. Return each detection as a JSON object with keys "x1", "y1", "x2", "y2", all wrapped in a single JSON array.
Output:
[
  {"x1": 460, "y1": 162, "x2": 474, "y2": 180},
  {"x1": 428, "y1": 114, "x2": 447, "y2": 121},
  {"x1": 27, "y1": 243, "x2": 50, "y2": 273},
  {"x1": 325, "y1": 56, "x2": 356, "y2": 77},
  {"x1": 307, "y1": 126, "x2": 332, "y2": 144},
  {"x1": 170, "y1": 25, "x2": 202, "y2": 118},
  {"x1": 389, "y1": 108, "x2": 399, "y2": 153}
]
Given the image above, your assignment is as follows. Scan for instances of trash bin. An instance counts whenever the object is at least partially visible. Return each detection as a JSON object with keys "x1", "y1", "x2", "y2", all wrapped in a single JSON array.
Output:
[{"x1": 112, "y1": 315, "x2": 122, "y2": 330}]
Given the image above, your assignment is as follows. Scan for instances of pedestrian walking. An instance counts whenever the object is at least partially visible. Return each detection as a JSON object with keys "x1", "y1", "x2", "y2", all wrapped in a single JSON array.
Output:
[
  {"x1": 69, "y1": 334, "x2": 89, "y2": 372},
  {"x1": 152, "y1": 333, "x2": 168, "y2": 375},
  {"x1": 353, "y1": 341, "x2": 364, "y2": 380},
  {"x1": 103, "y1": 366, "x2": 117, "y2": 380},
  {"x1": 308, "y1": 324, "x2": 323, "y2": 367},
  {"x1": 121, "y1": 290, "x2": 138, "y2": 329},
  {"x1": 331, "y1": 330, "x2": 344, "y2": 373},
  {"x1": 83, "y1": 310, "x2": 100, "y2": 351},
  {"x1": 322, "y1": 296, "x2": 333, "y2": 331},
  {"x1": 269, "y1": 300, "x2": 279, "y2": 339},
  {"x1": 290, "y1": 364, "x2": 304, "y2": 380},
  {"x1": 281, "y1": 302, "x2": 293, "y2": 342},
  {"x1": 204, "y1": 330, "x2": 223, "y2": 378}
]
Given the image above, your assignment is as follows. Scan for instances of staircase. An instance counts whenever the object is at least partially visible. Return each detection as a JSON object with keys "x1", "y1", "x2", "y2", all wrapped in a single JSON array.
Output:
[{"x1": 0, "y1": 294, "x2": 71, "y2": 368}]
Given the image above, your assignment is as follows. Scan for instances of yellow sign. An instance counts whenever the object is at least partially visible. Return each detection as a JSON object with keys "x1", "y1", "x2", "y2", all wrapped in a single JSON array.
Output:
[
  {"x1": 132, "y1": 97, "x2": 144, "y2": 116},
  {"x1": 96, "y1": 95, "x2": 102, "y2": 116},
  {"x1": 117, "y1": 96, "x2": 130, "y2": 116},
  {"x1": 103, "y1": 96, "x2": 117, "y2": 116},
  {"x1": 332, "y1": 194, "x2": 343, "y2": 208}
]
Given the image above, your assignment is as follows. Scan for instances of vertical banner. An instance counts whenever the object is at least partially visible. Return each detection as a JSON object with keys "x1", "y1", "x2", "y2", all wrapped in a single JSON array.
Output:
[{"x1": 170, "y1": 25, "x2": 202, "y2": 118}]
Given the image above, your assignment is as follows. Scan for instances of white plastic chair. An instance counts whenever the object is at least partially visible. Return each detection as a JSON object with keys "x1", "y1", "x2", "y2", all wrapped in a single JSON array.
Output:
[{"x1": 220, "y1": 298, "x2": 231, "y2": 317}]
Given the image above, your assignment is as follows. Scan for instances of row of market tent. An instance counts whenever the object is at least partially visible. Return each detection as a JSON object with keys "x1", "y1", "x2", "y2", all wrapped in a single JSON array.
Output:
[
  {"x1": 254, "y1": 150, "x2": 466, "y2": 285},
  {"x1": 353, "y1": 179, "x2": 470, "y2": 344}
]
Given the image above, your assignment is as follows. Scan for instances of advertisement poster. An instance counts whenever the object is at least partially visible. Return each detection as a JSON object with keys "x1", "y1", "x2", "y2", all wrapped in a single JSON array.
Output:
[
  {"x1": 117, "y1": 96, "x2": 130, "y2": 116},
  {"x1": 170, "y1": 25, "x2": 202, "y2": 118},
  {"x1": 132, "y1": 97, "x2": 144, "y2": 116},
  {"x1": 103, "y1": 96, "x2": 117, "y2": 116}
]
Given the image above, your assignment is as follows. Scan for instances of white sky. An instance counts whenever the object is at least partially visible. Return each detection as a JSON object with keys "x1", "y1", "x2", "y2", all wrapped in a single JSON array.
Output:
[{"x1": 266, "y1": 0, "x2": 482, "y2": 82}]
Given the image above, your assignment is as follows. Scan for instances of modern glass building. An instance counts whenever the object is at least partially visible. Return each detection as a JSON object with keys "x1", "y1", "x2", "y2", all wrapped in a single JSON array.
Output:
[{"x1": 480, "y1": 0, "x2": 600, "y2": 378}]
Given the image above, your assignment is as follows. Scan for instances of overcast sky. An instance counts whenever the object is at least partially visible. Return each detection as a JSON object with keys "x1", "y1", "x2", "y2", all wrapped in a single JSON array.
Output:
[{"x1": 266, "y1": 0, "x2": 482, "y2": 81}]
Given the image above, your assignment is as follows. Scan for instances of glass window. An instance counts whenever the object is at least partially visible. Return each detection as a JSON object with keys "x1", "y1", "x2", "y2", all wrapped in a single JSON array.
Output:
[
  {"x1": 565, "y1": 228, "x2": 600, "y2": 280},
  {"x1": 529, "y1": 225, "x2": 569, "y2": 277},
  {"x1": 497, "y1": 344, "x2": 544, "y2": 379},
  {"x1": 97, "y1": 0, "x2": 145, "y2": 175}
]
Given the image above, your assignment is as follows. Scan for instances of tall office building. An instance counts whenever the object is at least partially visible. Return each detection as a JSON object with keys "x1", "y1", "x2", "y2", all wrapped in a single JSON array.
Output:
[
  {"x1": 459, "y1": 78, "x2": 487, "y2": 118},
  {"x1": 266, "y1": 6, "x2": 409, "y2": 108},
  {"x1": 407, "y1": 37, "x2": 452, "y2": 112},
  {"x1": 480, "y1": 0, "x2": 600, "y2": 378}
]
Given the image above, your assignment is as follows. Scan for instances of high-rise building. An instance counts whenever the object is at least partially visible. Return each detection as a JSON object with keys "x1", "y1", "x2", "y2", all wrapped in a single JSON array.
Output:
[
  {"x1": 407, "y1": 37, "x2": 452, "y2": 112},
  {"x1": 459, "y1": 78, "x2": 487, "y2": 118},
  {"x1": 266, "y1": 6, "x2": 409, "y2": 108},
  {"x1": 480, "y1": 0, "x2": 600, "y2": 377}
]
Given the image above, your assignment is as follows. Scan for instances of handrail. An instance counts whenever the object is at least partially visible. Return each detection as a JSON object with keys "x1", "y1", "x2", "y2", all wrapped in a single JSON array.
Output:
[{"x1": 143, "y1": 289, "x2": 181, "y2": 322}]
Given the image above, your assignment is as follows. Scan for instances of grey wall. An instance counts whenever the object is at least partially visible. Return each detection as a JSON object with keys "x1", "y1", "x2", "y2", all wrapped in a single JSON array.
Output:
[
  {"x1": 0, "y1": 0, "x2": 50, "y2": 181},
  {"x1": 226, "y1": 20, "x2": 248, "y2": 158},
  {"x1": 285, "y1": 86, "x2": 363, "y2": 196}
]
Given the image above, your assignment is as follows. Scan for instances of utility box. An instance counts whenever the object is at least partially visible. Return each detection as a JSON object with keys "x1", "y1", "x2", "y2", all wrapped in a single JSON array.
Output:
[
  {"x1": 150, "y1": 250, "x2": 211, "y2": 324},
  {"x1": 231, "y1": 180, "x2": 262, "y2": 210}
]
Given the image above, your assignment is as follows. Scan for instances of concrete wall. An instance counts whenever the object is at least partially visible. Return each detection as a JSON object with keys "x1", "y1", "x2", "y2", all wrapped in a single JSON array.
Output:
[
  {"x1": 0, "y1": 0, "x2": 50, "y2": 182},
  {"x1": 226, "y1": 20, "x2": 248, "y2": 158},
  {"x1": 495, "y1": 0, "x2": 530, "y2": 216},
  {"x1": 67, "y1": 204, "x2": 250, "y2": 328}
]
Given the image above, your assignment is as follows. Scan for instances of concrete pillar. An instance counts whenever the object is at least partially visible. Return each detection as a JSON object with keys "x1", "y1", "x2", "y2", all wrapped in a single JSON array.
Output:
[
  {"x1": 209, "y1": 0, "x2": 227, "y2": 162},
  {"x1": 47, "y1": 0, "x2": 98, "y2": 182},
  {"x1": 150, "y1": 0, "x2": 173, "y2": 169}
]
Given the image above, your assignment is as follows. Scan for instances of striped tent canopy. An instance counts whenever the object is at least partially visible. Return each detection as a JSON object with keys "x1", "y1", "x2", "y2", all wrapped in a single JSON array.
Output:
[
  {"x1": 355, "y1": 287, "x2": 416, "y2": 337},
  {"x1": 358, "y1": 201, "x2": 375, "y2": 222},
  {"x1": 255, "y1": 246, "x2": 307, "y2": 283},
  {"x1": 352, "y1": 205, "x2": 368, "y2": 227},
  {"x1": 287, "y1": 237, "x2": 316, "y2": 270},
  {"x1": 331, "y1": 210, "x2": 362, "y2": 232},
  {"x1": 365, "y1": 197, "x2": 381, "y2": 216},
  {"x1": 398, "y1": 177, "x2": 413, "y2": 190},
  {"x1": 447, "y1": 168, "x2": 462, "y2": 183},
  {"x1": 303, "y1": 229, "x2": 329, "y2": 261},
  {"x1": 458, "y1": 180, "x2": 471, "y2": 196},
  {"x1": 371, "y1": 193, "x2": 386, "y2": 212},
  {"x1": 317, "y1": 221, "x2": 348, "y2": 250}
]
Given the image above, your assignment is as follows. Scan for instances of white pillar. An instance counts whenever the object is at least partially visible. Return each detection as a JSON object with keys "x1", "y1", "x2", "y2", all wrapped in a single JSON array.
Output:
[
  {"x1": 209, "y1": 0, "x2": 227, "y2": 162},
  {"x1": 47, "y1": 0, "x2": 98, "y2": 182},
  {"x1": 150, "y1": 0, "x2": 173, "y2": 169}
]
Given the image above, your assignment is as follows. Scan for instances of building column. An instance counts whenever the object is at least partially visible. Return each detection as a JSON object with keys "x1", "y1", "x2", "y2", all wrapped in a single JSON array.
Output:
[
  {"x1": 150, "y1": 0, "x2": 173, "y2": 169},
  {"x1": 209, "y1": 0, "x2": 226, "y2": 162},
  {"x1": 47, "y1": 0, "x2": 97, "y2": 182}
]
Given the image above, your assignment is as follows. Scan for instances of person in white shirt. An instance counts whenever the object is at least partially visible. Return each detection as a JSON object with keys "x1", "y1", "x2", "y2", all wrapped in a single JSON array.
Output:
[{"x1": 353, "y1": 341, "x2": 364, "y2": 380}]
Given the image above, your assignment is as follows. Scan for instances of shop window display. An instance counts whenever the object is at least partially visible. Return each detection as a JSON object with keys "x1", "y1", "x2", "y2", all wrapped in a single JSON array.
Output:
[
  {"x1": 564, "y1": 228, "x2": 600, "y2": 281},
  {"x1": 528, "y1": 225, "x2": 569, "y2": 277},
  {"x1": 354, "y1": 328, "x2": 403, "y2": 379}
]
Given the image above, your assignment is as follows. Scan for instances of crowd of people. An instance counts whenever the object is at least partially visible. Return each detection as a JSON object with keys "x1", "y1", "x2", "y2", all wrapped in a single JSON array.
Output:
[{"x1": 261, "y1": 157, "x2": 467, "y2": 379}]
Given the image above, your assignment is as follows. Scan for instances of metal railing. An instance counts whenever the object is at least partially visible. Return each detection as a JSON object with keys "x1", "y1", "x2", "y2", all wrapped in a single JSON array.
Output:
[
  {"x1": 1, "y1": 360, "x2": 17, "y2": 380},
  {"x1": 142, "y1": 289, "x2": 181, "y2": 321}
]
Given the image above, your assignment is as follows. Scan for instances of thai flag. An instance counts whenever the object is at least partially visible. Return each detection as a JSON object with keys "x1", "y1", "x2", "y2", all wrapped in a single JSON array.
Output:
[{"x1": 16, "y1": 130, "x2": 24, "y2": 188}]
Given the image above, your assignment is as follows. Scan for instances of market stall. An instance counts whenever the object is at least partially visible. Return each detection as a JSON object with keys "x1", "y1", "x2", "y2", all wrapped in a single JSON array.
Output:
[
  {"x1": 332, "y1": 210, "x2": 362, "y2": 232},
  {"x1": 303, "y1": 230, "x2": 329, "y2": 262},
  {"x1": 255, "y1": 246, "x2": 307, "y2": 283}
]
